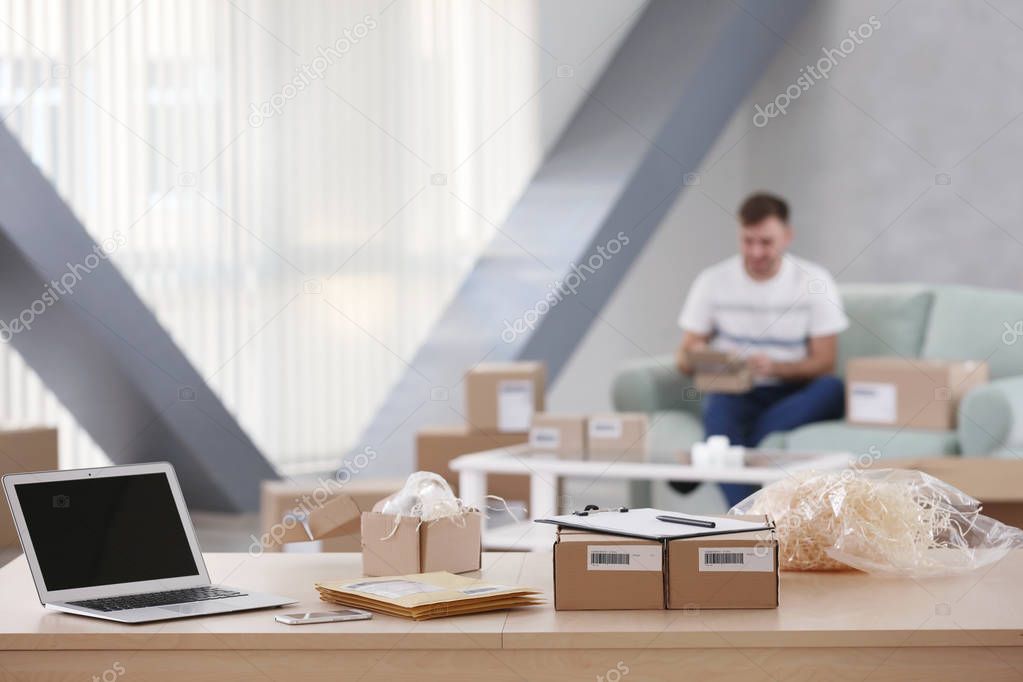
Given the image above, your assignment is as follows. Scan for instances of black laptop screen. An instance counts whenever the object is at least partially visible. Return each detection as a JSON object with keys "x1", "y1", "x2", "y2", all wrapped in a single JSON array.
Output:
[{"x1": 14, "y1": 472, "x2": 200, "y2": 591}]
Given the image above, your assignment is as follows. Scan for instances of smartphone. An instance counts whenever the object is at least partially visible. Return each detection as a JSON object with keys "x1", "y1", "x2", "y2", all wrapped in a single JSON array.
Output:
[{"x1": 275, "y1": 609, "x2": 373, "y2": 625}]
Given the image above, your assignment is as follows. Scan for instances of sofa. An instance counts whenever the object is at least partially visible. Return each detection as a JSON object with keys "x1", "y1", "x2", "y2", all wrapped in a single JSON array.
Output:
[{"x1": 613, "y1": 284, "x2": 1023, "y2": 487}]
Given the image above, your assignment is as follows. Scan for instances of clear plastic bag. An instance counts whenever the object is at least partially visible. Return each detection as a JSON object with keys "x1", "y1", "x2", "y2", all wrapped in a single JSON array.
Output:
[{"x1": 729, "y1": 468, "x2": 1023, "y2": 577}]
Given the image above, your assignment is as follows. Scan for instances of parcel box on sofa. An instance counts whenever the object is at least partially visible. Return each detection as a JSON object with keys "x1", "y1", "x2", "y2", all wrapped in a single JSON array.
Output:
[{"x1": 846, "y1": 357, "x2": 988, "y2": 430}]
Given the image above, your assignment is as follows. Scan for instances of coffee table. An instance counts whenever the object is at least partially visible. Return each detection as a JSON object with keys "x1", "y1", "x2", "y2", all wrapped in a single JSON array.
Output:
[{"x1": 449, "y1": 445, "x2": 851, "y2": 550}]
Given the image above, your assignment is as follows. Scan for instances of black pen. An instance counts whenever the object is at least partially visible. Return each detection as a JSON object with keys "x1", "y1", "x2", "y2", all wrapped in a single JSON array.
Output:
[{"x1": 656, "y1": 514, "x2": 716, "y2": 529}]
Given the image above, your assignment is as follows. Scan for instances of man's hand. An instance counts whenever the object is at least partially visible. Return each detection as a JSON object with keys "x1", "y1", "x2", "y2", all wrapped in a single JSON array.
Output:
[
  {"x1": 747, "y1": 353, "x2": 774, "y2": 378},
  {"x1": 676, "y1": 331, "x2": 710, "y2": 374}
]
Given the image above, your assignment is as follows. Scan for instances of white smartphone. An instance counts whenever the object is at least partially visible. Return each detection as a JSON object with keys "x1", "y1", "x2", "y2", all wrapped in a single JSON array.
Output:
[{"x1": 275, "y1": 609, "x2": 373, "y2": 625}]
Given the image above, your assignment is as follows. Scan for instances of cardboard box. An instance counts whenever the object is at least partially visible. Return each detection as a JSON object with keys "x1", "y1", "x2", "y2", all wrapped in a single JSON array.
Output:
[
  {"x1": 529, "y1": 413, "x2": 587, "y2": 459},
  {"x1": 361, "y1": 507, "x2": 482, "y2": 577},
  {"x1": 586, "y1": 413, "x2": 648, "y2": 462},
  {"x1": 553, "y1": 528, "x2": 665, "y2": 610},
  {"x1": 295, "y1": 493, "x2": 483, "y2": 576},
  {"x1": 416, "y1": 425, "x2": 530, "y2": 501},
  {"x1": 0, "y1": 427, "x2": 59, "y2": 547},
  {"x1": 690, "y1": 349, "x2": 752, "y2": 394},
  {"x1": 464, "y1": 362, "x2": 545, "y2": 433},
  {"x1": 893, "y1": 457, "x2": 1023, "y2": 528},
  {"x1": 258, "y1": 477, "x2": 403, "y2": 553},
  {"x1": 846, "y1": 357, "x2": 989, "y2": 430},
  {"x1": 666, "y1": 520, "x2": 778, "y2": 610}
]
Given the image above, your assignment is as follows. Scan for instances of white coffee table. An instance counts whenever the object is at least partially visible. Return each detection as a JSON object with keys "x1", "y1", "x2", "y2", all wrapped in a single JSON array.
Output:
[{"x1": 449, "y1": 445, "x2": 851, "y2": 550}]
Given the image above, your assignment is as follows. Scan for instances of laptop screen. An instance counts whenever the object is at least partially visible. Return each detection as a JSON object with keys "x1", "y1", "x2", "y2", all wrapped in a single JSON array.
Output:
[{"x1": 14, "y1": 472, "x2": 200, "y2": 591}]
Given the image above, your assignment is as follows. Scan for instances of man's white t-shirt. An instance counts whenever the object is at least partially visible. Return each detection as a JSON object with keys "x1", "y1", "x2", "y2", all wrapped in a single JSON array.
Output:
[{"x1": 678, "y1": 255, "x2": 848, "y2": 382}]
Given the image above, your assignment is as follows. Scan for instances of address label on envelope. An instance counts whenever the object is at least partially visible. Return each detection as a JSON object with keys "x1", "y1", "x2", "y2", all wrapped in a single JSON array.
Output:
[{"x1": 848, "y1": 381, "x2": 897, "y2": 424}]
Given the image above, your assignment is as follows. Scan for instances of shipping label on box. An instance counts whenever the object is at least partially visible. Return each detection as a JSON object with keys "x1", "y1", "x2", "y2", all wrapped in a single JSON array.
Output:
[
  {"x1": 697, "y1": 546, "x2": 775, "y2": 572},
  {"x1": 497, "y1": 379, "x2": 534, "y2": 432},
  {"x1": 588, "y1": 417, "x2": 623, "y2": 440},
  {"x1": 587, "y1": 544, "x2": 662, "y2": 571},
  {"x1": 529, "y1": 426, "x2": 561, "y2": 449},
  {"x1": 848, "y1": 381, "x2": 898, "y2": 424}
]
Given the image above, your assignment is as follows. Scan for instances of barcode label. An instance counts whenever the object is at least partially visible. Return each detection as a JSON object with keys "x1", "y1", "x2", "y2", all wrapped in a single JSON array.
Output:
[
  {"x1": 592, "y1": 552, "x2": 630, "y2": 566},
  {"x1": 704, "y1": 551, "x2": 744, "y2": 565},
  {"x1": 698, "y1": 547, "x2": 774, "y2": 572},
  {"x1": 587, "y1": 545, "x2": 661, "y2": 571}
]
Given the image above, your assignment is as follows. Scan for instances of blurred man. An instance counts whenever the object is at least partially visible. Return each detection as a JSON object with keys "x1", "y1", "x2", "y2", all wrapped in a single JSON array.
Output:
[{"x1": 675, "y1": 193, "x2": 847, "y2": 507}]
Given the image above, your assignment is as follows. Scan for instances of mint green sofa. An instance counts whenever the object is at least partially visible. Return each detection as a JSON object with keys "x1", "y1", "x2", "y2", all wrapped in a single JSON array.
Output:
[{"x1": 613, "y1": 284, "x2": 1023, "y2": 469}]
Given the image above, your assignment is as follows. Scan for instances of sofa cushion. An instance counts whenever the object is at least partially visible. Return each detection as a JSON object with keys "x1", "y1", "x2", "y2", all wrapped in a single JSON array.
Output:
[
  {"x1": 922, "y1": 285, "x2": 1023, "y2": 380},
  {"x1": 780, "y1": 419, "x2": 960, "y2": 458},
  {"x1": 836, "y1": 284, "x2": 934, "y2": 376}
]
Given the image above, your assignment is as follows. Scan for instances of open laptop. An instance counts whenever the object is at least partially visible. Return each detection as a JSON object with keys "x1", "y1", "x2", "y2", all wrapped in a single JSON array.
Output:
[{"x1": 3, "y1": 462, "x2": 296, "y2": 623}]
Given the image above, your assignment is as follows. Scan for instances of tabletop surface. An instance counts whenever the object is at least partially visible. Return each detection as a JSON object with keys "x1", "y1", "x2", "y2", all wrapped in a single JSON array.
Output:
[{"x1": 0, "y1": 551, "x2": 1020, "y2": 650}]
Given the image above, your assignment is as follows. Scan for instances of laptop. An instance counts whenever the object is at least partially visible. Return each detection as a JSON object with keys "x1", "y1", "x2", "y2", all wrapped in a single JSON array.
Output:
[{"x1": 3, "y1": 462, "x2": 296, "y2": 623}]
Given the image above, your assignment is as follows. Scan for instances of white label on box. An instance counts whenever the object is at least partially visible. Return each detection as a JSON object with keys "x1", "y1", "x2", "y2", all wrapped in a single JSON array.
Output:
[
  {"x1": 587, "y1": 545, "x2": 662, "y2": 571},
  {"x1": 698, "y1": 547, "x2": 774, "y2": 572},
  {"x1": 589, "y1": 417, "x2": 623, "y2": 440},
  {"x1": 848, "y1": 381, "x2": 898, "y2": 424},
  {"x1": 529, "y1": 426, "x2": 561, "y2": 449},
  {"x1": 497, "y1": 379, "x2": 534, "y2": 432}
]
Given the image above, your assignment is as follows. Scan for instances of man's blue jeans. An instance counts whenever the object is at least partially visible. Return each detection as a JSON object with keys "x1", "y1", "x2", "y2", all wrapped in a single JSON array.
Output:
[{"x1": 701, "y1": 375, "x2": 846, "y2": 509}]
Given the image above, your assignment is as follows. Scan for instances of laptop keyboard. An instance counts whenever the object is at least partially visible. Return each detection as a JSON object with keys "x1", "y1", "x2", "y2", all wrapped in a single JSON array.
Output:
[{"x1": 67, "y1": 586, "x2": 246, "y2": 612}]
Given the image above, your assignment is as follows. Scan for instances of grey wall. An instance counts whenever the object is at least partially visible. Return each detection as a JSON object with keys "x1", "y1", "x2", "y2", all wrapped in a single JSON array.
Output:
[{"x1": 551, "y1": 0, "x2": 1023, "y2": 412}]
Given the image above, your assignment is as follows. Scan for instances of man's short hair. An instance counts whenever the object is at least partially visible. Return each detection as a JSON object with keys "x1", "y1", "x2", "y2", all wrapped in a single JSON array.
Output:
[{"x1": 738, "y1": 193, "x2": 789, "y2": 226}]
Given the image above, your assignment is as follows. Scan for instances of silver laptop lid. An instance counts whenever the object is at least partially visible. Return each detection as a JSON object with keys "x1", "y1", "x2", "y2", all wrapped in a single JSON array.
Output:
[{"x1": 3, "y1": 462, "x2": 210, "y2": 604}]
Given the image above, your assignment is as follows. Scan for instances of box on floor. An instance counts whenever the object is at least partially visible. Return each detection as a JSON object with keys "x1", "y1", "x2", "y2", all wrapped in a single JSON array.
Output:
[
  {"x1": 528, "y1": 413, "x2": 587, "y2": 459},
  {"x1": 845, "y1": 357, "x2": 988, "y2": 430},
  {"x1": 416, "y1": 425, "x2": 530, "y2": 502},
  {"x1": 464, "y1": 361, "x2": 545, "y2": 433},
  {"x1": 0, "y1": 427, "x2": 59, "y2": 547},
  {"x1": 586, "y1": 413, "x2": 648, "y2": 462},
  {"x1": 258, "y1": 477, "x2": 404, "y2": 553}
]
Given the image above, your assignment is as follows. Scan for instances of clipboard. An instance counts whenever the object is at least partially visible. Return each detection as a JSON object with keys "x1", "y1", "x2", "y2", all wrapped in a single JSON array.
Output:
[{"x1": 534, "y1": 508, "x2": 772, "y2": 541}]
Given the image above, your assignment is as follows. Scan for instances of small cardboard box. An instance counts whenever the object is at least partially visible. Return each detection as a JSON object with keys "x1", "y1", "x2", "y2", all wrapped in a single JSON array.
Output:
[
  {"x1": 258, "y1": 477, "x2": 403, "y2": 553},
  {"x1": 529, "y1": 413, "x2": 587, "y2": 459},
  {"x1": 416, "y1": 425, "x2": 530, "y2": 502},
  {"x1": 586, "y1": 413, "x2": 648, "y2": 462},
  {"x1": 361, "y1": 504, "x2": 482, "y2": 577},
  {"x1": 666, "y1": 519, "x2": 778, "y2": 610},
  {"x1": 690, "y1": 349, "x2": 752, "y2": 394},
  {"x1": 465, "y1": 362, "x2": 545, "y2": 433},
  {"x1": 846, "y1": 357, "x2": 989, "y2": 430},
  {"x1": 299, "y1": 494, "x2": 482, "y2": 576},
  {"x1": 553, "y1": 528, "x2": 665, "y2": 610},
  {"x1": 0, "y1": 427, "x2": 59, "y2": 547}
]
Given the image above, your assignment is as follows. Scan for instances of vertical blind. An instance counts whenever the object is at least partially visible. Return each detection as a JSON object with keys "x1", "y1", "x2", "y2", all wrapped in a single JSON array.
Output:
[{"x1": 0, "y1": 0, "x2": 638, "y2": 474}]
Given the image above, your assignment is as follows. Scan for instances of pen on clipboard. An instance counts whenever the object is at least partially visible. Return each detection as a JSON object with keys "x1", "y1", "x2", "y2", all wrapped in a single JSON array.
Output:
[{"x1": 656, "y1": 514, "x2": 716, "y2": 529}]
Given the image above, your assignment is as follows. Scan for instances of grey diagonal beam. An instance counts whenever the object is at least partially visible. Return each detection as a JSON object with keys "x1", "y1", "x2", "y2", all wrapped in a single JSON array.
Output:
[
  {"x1": 353, "y1": 0, "x2": 808, "y2": 475},
  {"x1": 0, "y1": 124, "x2": 277, "y2": 512}
]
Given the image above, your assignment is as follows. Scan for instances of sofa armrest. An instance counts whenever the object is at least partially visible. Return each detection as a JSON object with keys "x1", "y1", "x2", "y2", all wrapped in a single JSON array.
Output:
[
  {"x1": 612, "y1": 355, "x2": 701, "y2": 417},
  {"x1": 958, "y1": 375, "x2": 1023, "y2": 456}
]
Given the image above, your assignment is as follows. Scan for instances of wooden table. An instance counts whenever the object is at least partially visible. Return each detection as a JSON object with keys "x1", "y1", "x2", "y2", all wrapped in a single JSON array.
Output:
[{"x1": 0, "y1": 551, "x2": 1021, "y2": 681}]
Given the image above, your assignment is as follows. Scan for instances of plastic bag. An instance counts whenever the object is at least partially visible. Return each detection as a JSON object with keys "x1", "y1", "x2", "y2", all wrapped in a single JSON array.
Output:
[
  {"x1": 729, "y1": 468, "x2": 1023, "y2": 577},
  {"x1": 379, "y1": 471, "x2": 467, "y2": 521}
]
